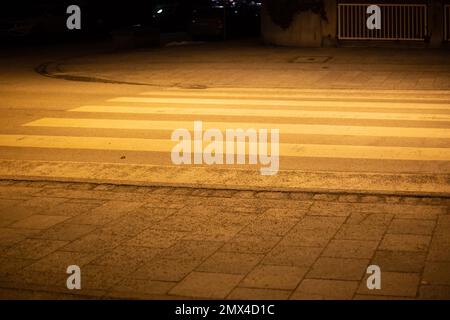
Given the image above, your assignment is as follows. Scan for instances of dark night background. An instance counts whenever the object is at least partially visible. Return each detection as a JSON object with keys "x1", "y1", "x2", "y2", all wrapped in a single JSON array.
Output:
[{"x1": 0, "y1": 0, "x2": 262, "y2": 44}]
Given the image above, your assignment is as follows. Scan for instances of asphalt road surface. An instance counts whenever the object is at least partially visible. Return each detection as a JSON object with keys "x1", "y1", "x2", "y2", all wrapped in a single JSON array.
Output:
[{"x1": 1, "y1": 43, "x2": 449, "y2": 195}]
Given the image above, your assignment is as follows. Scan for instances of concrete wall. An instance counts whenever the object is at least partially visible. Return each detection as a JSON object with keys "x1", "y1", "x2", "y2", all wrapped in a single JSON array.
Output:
[
  {"x1": 321, "y1": 0, "x2": 338, "y2": 47},
  {"x1": 261, "y1": 0, "x2": 445, "y2": 47},
  {"x1": 429, "y1": 0, "x2": 444, "y2": 47},
  {"x1": 261, "y1": 1, "x2": 337, "y2": 47},
  {"x1": 261, "y1": 2, "x2": 323, "y2": 47}
]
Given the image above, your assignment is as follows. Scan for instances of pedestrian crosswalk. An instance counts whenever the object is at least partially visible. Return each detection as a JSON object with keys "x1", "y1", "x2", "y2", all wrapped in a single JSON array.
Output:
[{"x1": 0, "y1": 87, "x2": 449, "y2": 173}]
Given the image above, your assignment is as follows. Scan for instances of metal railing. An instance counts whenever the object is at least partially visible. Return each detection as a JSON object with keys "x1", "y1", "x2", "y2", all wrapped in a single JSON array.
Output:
[
  {"x1": 445, "y1": 5, "x2": 450, "y2": 41},
  {"x1": 338, "y1": 3, "x2": 428, "y2": 40}
]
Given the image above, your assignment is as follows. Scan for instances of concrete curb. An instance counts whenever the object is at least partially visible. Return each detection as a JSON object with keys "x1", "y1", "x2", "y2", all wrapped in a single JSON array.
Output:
[{"x1": 0, "y1": 159, "x2": 449, "y2": 197}]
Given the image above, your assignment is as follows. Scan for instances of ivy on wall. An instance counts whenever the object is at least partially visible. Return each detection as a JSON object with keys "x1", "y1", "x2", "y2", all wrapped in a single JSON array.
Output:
[{"x1": 266, "y1": 0, "x2": 328, "y2": 29}]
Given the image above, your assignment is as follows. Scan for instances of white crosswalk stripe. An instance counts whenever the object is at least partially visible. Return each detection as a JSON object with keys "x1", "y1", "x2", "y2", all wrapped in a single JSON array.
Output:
[
  {"x1": 108, "y1": 96, "x2": 450, "y2": 110},
  {"x1": 0, "y1": 88, "x2": 449, "y2": 171},
  {"x1": 0, "y1": 134, "x2": 449, "y2": 161},
  {"x1": 71, "y1": 105, "x2": 450, "y2": 122},
  {"x1": 137, "y1": 89, "x2": 450, "y2": 102}
]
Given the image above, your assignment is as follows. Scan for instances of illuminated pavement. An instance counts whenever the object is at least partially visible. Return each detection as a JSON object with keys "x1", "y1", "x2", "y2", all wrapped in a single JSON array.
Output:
[
  {"x1": 0, "y1": 42, "x2": 449, "y2": 195},
  {"x1": 0, "y1": 180, "x2": 449, "y2": 299},
  {"x1": 0, "y1": 41, "x2": 449, "y2": 300}
]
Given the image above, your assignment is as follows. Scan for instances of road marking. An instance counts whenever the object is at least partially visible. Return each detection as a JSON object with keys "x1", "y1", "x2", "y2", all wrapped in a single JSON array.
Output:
[
  {"x1": 24, "y1": 118, "x2": 450, "y2": 139},
  {"x1": 1, "y1": 134, "x2": 450, "y2": 161},
  {"x1": 0, "y1": 135, "x2": 170, "y2": 152},
  {"x1": 71, "y1": 105, "x2": 450, "y2": 122},
  {"x1": 139, "y1": 90, "x2": 450, "y2": 102},
  {"x1": 142, "y1": 87, "x2": 450, "y2": 95},
  {"x1": 109, "y1": 97, "x2": 450, "y2": 110}
]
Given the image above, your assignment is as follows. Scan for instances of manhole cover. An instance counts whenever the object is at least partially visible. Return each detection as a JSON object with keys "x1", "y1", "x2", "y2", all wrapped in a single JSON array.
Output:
[{"x1": 290, "y1": 56, "x2": 332, "y2": 63}]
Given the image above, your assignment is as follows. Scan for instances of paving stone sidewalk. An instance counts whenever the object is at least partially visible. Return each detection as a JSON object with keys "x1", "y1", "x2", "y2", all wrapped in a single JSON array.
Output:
[{"x1": 0, "y1": 180, "x2": 449, "y2": 300}]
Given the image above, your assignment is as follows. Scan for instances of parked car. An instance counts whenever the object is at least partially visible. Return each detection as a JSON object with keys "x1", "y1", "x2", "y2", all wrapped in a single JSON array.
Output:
[
  {"x1": 190, "y1": 6, "x2": 226, "y2": 39},
  {"x1": 189, "y1": 1, "x2": 261, "y2": 39},
  {"x1": 0, "y1": 4, "x2": 66, "y2": 40},
  {"x1": 0, "y1": 1, "x2": 112, "y2": 42}
]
